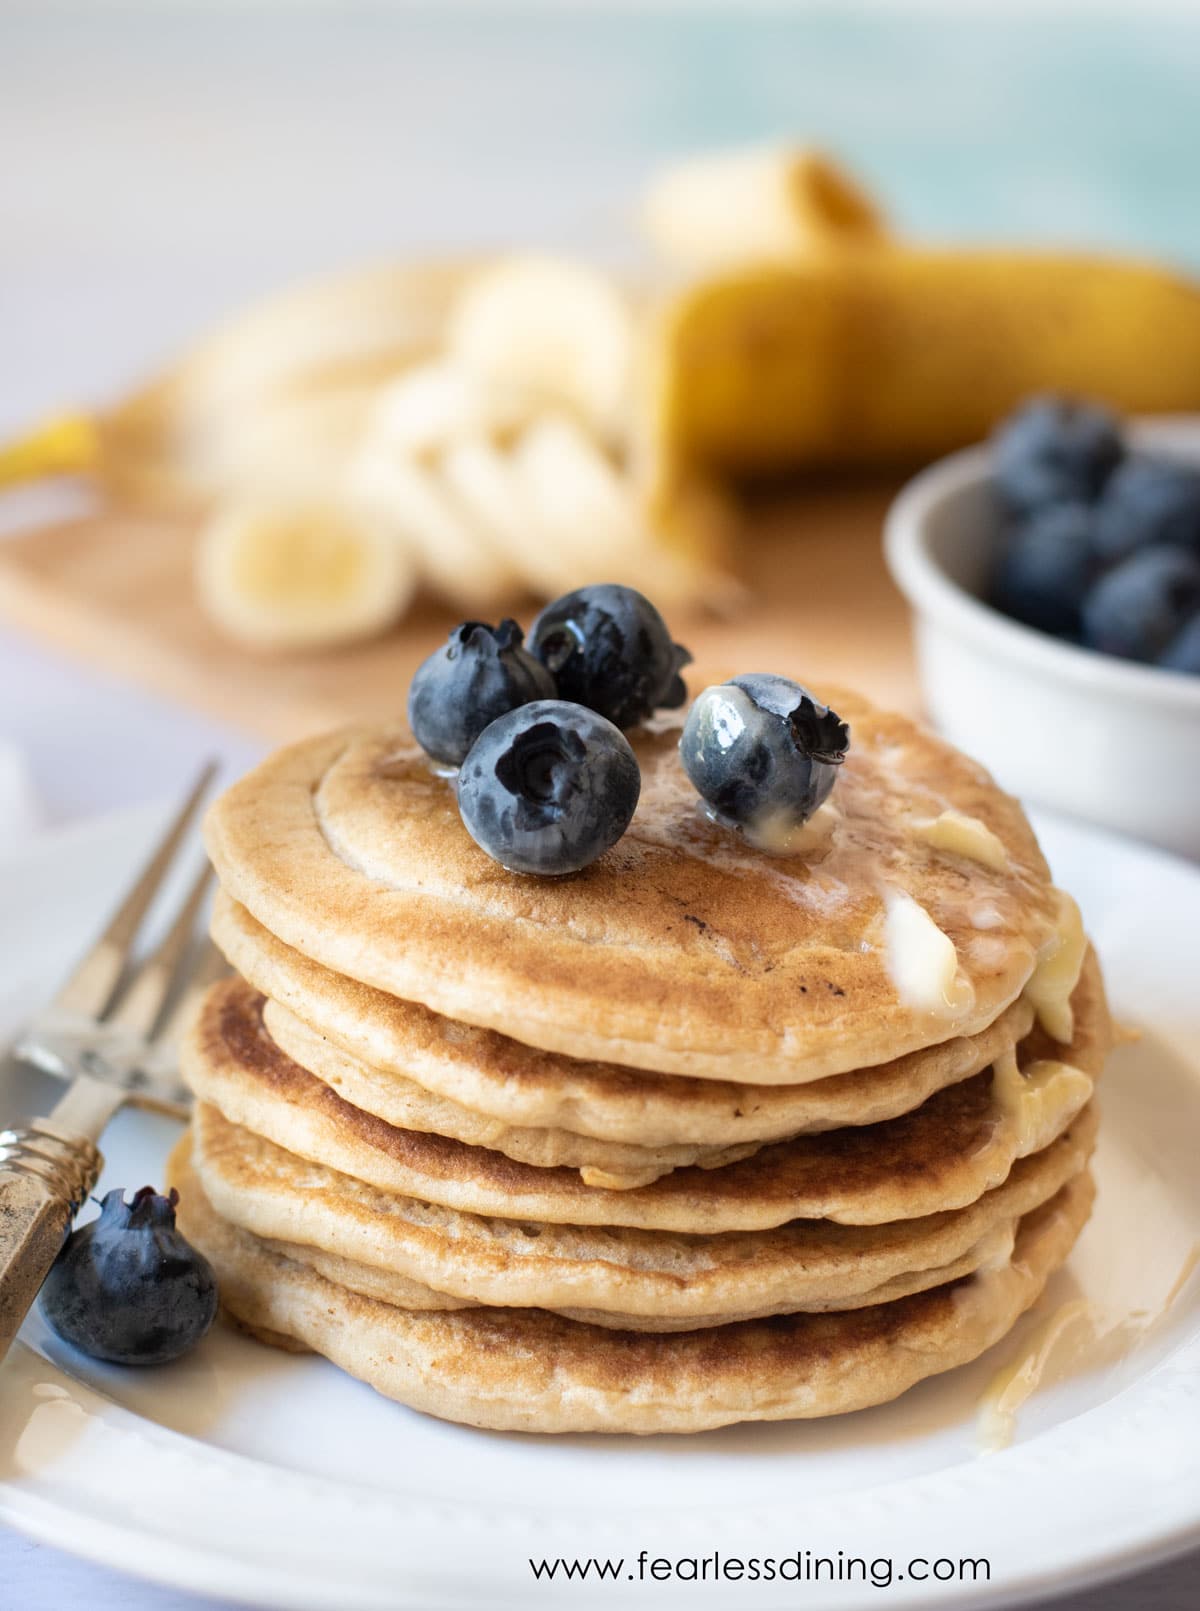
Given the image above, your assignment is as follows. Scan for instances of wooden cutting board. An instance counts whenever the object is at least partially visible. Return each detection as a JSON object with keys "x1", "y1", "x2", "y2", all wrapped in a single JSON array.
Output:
[{"x1": 0, "y1": 479, "x2": 918, "y2": 743}]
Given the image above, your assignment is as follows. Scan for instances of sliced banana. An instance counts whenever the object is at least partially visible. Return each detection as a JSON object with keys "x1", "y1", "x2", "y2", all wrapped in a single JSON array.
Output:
[
  {"x1": 512, "y1": 416, "x2": 702, "y2": 606},
  {"x1": 349, "y1": 442, "x2": 520, "y2": 610},
  {"x1": 440, "y1": 436, "x2": 577, "y2": 597},
  {"x1": 196, "y1": 497, "x2": 417, "y2": 652},
  {"x1": 447, "y1": 256, "x2": 635, "y2": 443},
  {"x1": 368, "y1": 360, "x2": 539, "y2": 458},
  {"x1": 123, "y1": 262, "x2": 470, "y2": 439},
  {"x1": 97, "y1": 261, "x2": 472, "y2": 509},
  {"x1": 641, "y1": 145, "x2": 888, "y2": 265},
  {"x1": 175, "y1": 383, "x2": 380, "y2": 506}
]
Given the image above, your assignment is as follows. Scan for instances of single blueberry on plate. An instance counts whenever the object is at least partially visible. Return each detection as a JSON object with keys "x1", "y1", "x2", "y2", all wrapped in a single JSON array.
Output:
[
  {"x1": 1081, "y1": 547, "x2": 1200, "y2": 663},
  {"x1": 408, "y1": 618, "x2": 557, "y2": 767},
  {"x1": 40, "y1": 1186, "x2": 218, "y2": 1366},
  {"x1": 991, "y1": 502, "x2": 1095, "y2": 638},
  {"x1": 527, "y1": 584, "x2": 692, "y2": 729},
  {"x1": 992, "y1": 396, "x2": 1123, "y2": 516},
  {"x1": 1159, "y1": 613, "x2": 1200, "y2": 676},
  {"x1": 456, "y1": 699, "x2": 640, "y2": 874},
  {"x1": 1090, "y1": 455, "x2": 1200, "y2": 566},
  {"x1": 679, "y1": 674, "x2": 849, "y2": 848}
]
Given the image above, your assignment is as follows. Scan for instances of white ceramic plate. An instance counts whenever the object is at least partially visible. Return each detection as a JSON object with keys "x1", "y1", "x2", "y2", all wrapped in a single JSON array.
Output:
[{"x1": 1, "y1": 801, "x2": 1198, "y2": 1611}]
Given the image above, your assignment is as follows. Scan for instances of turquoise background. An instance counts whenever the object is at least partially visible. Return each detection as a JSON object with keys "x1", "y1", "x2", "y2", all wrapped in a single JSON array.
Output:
[
  {"x1": 409, "y1": 6, "x2": 1200, "y2": 264},
  {"x1": 7, "y1": 6, "x2": 1200, "y2": 262}
]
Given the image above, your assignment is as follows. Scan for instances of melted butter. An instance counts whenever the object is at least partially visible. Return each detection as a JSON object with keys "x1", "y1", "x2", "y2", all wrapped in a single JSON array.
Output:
[
  {"x1": 974, "y1": 1240, "x2": 1200, "y2": 1453},
  {"x1": 580, "y1": 1164, "x2": 662, "y2": 1190},
  {"x1": 943, "y1": 1224, "x2": 1019, "y2": 1331},
  {"x1": 883, "y1": 890, "x2": 975, "y2": 1019},
  {"x1": 738, "y1": 799, "x2": 840, "y2": 858},
  {"x1": 915, "y1": 809, "x2": 1009, "y2": 872},
  {"x1": 973, "y1": 1220, "x2": 1018, "y2": 1275},
  {"x1": 967, "y1": 933, "x2": 1010, "y2": 969},
  {"x1": 991, "y1": 1050, "x2": 1094, "y2": 1158},
  {"x1": 1024, "y1": 890, "x2": 1086, "y2": 1043},
  {"x1": 1160, "y1": 1242, "x2": 1200, "y2": 1311},
  {"x1": 949, "y1": 1255, "x2": 1016, "y2": 1329},
  {"x1": 977, "y1": 1300, "x2": 1092, "y2": 1452}
]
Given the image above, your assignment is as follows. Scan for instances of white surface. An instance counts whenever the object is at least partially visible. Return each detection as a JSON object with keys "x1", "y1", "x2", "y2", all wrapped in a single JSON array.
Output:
[
  {"x1": 1, "y1": 801, "x2": 1199, "y2": 1610},
  {"x1": 884, "y1": 421, "x2": 1200, "y2": 860}
]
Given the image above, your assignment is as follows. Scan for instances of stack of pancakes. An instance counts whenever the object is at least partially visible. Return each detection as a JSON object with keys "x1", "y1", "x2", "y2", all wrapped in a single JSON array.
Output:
[{"x1": 171, "y1": 688, "x2": 1110, "y2": 1434}]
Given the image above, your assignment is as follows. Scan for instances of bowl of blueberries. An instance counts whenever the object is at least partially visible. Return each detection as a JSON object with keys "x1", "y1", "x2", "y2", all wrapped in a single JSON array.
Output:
[{"x1": 885, "y1": 398, "x2": 1200, "y2": 858}]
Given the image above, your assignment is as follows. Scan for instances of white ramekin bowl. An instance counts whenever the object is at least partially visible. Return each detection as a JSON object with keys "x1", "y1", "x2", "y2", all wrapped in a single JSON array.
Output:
[{"x1": 884, "y1": 419, "x2": 1200, "y2": 859}]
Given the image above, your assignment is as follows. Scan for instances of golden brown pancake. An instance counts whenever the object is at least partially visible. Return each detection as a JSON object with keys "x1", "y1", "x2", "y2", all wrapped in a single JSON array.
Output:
[
  {"x1": 203, "y1": 695, "x2": 1062, "y2": 1082},
  {"x1": 262, "y1": 995, "x2": 759, "y2": 1189},
  {"x1": 262, "y1": 1228, "x2": 1026, "y2": 1331},
  {"x1": 187, "y1": 1098, "x2": 1097, "y2": 1326},
  {"x1": 171, "y1": 1138, "x2": 1096, "y2": 1435},
  {"x1": 179, "y1": 955, "x2": 1108, "y2": 1232},
  {"x1": 213, "y1": 891, "x2": 1036, "y2": 1148}
]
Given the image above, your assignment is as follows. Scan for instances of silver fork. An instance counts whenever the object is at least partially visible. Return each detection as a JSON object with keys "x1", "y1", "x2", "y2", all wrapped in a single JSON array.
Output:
[{"x1": 0, "y1": 764, "x2": 224, "y2": 1364}]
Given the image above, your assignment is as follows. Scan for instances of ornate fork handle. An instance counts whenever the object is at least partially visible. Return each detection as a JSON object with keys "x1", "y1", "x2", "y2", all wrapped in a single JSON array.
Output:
[{"x1": 0, "y1": 1121, "x2": 103, "y2": 1363}]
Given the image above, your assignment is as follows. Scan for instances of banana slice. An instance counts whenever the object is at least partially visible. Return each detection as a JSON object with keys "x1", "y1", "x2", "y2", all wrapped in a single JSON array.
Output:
[
  {"x1": 174, "y1": 383, "x2": 381, "y2": 507},
  {"x1": 349, "y1": 443, "x2": 520, "y2": 610},
  {"x1": 196, "y1": 498, "x2": 417, "y2": 652},
  {"x1": 447, "y1": 256, "x2": 635, "y2": 442},
  {"x1": 368, "y1": 361, "x2": 538, "y2": 457},
  {"x1": 512, "y1": 416, "x2": 702, "y2": 606},
  {"x1": 440, "y1": 437, "x2": 577, "y2": 597},
  {"x1": 641, "y1": 146, "x2": 888, "y2": 265},
  {"x1": 85, "y1": 262, "x2": 472, "y2": 510},
  {"x1": 122, "y1": 262, "x2": 470, "y2": 440}
]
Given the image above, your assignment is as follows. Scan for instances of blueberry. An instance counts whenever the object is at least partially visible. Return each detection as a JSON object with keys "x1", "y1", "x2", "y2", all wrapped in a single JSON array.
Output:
[
  {"x1": 679, "y1": 675, "x2": 849, "y2": 846},
  {"x1": 40, "y1": 1187, "x2": 217, "y2": 1366},
  {"x1": 1159, "y1": 613, "x2": 1200, "y2": 676},
  {"x1": 527, "y1": 584, "x2": 691, "y2": 729},
  {"x1": 1090, "y1": 455, "x2": 1200, "y2": 566},
  {"x1": 408, "y1": 619, "x2": 556, "y2": 767},
  {"x1": 992, "y1": 396, "x2": 1123, "y2": 516},
  {"x1": 991, "y1": 503, "x2": 1095, "y2": 638},
  {"x1": 1081, "y1": 548, "x2": 1200, "y2": 663},
  {"x1": 456, "y1": 700, "x2": 640, "y2": 874}
]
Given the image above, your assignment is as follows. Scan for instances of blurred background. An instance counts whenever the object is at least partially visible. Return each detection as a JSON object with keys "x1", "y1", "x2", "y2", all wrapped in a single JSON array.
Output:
[
  {"x1": 2, "y1": 0, "x2": 1200, "y2": 827},
  {"x1": 0, "y1": 2, "x2": 1197, "y2": 436},
  {"x1": 6, "y1": 1, "x2": 1200, "y2": 437}
]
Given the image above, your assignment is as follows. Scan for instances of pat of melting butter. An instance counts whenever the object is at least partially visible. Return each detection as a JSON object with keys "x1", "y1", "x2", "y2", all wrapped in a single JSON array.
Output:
[
  {"x1": 883, "y1": 890, "x2": 976, "y2": 1018},
  {"x1": 580, "y1": 1165, "x2": 662, "y2": 1190},
  {"x1": 992, "y1": 1049, "x2": 1094, "y2": 1158},
  {"x1": 743, "y1": 800, "x2": 839, "y2": 857},
  {"x1": 915, "y1": 809, "x2": 1009, "y2": 872},
  {"x1": 1025, "y1": 890, "x2": 1086, "y2": 1043}
]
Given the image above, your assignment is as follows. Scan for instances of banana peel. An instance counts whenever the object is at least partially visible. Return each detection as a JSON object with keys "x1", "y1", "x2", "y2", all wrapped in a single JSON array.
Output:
[
  {"x1": 640, "y1": 146, "x2": 888, "y2": 265},
  {"x1": 643, "y1": 247, "x2": 1200, "y2": 491}
]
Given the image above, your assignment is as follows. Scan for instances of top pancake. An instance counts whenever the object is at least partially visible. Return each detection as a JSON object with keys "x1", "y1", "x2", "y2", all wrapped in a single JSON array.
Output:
[{"x1": 204, "y1": 690, "x2": 1061, "y2": 1082}]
